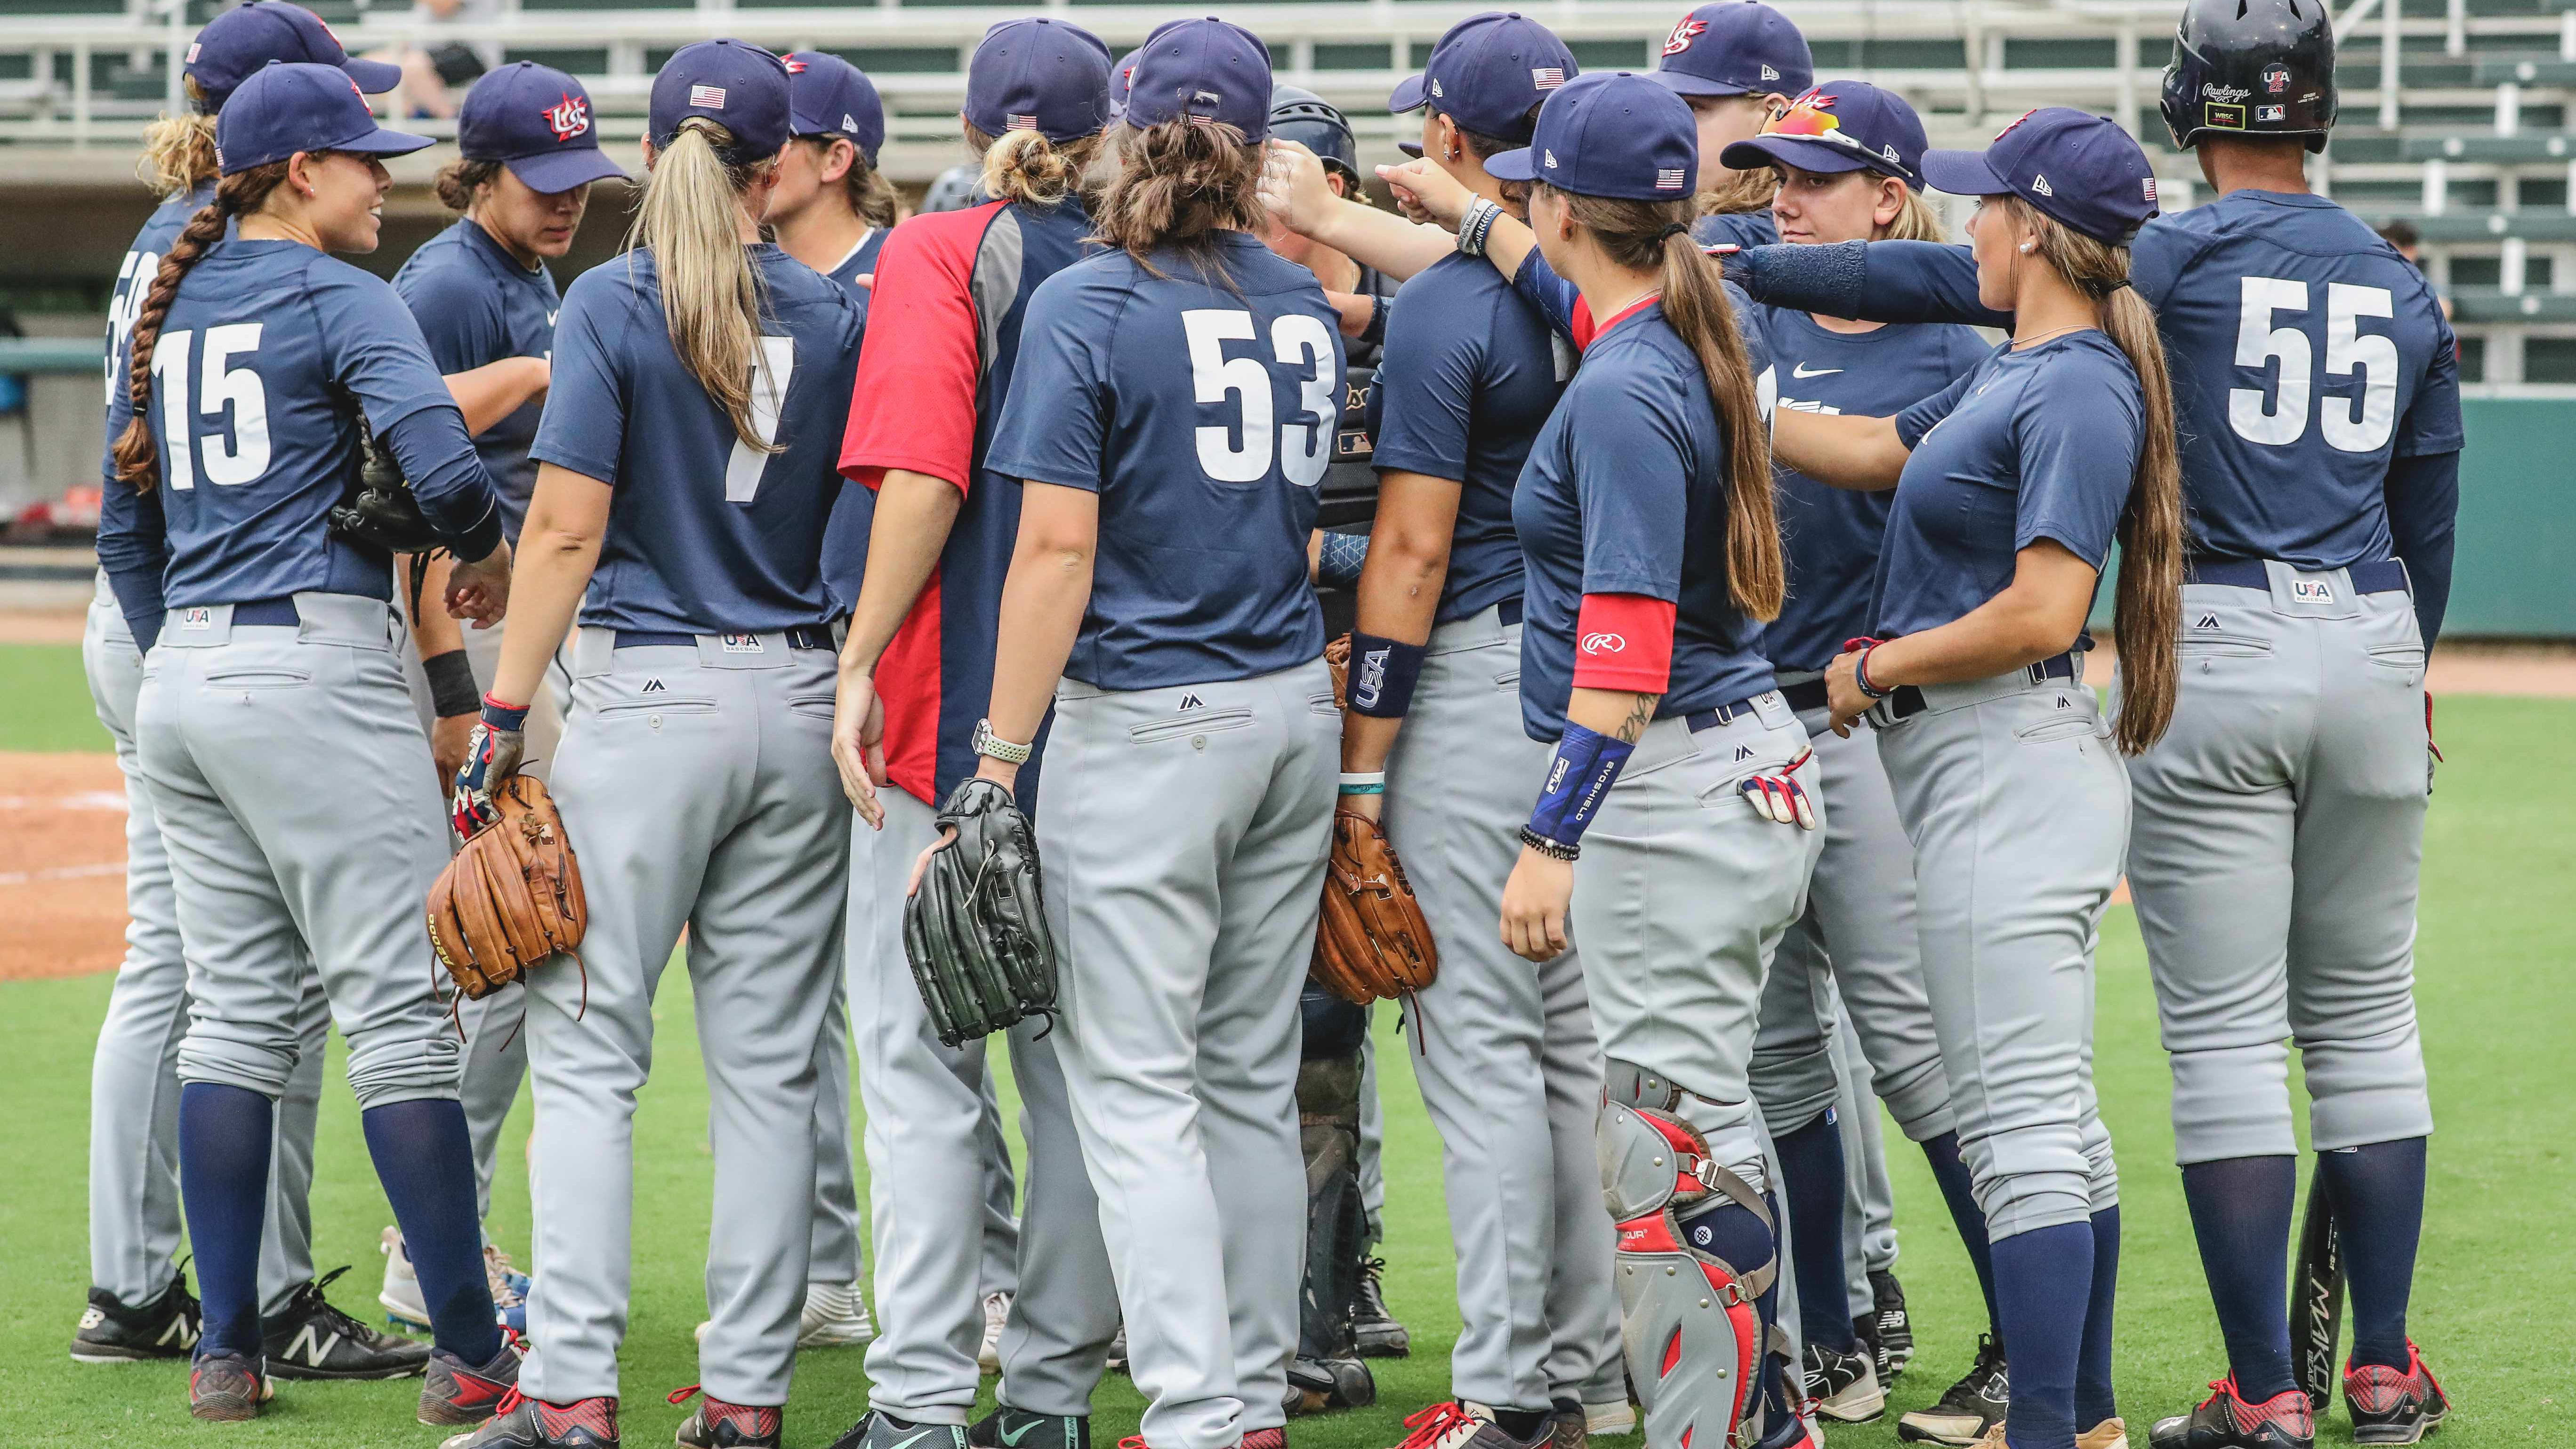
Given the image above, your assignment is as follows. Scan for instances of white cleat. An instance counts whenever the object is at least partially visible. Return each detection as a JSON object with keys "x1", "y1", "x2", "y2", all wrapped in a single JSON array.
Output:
[
  {"x1": 379, "y1": 1226, "x2": 432, "y2": 1331},
  {"x1": 978, "y1": 1290, "x2": 1012, "y2": 1374},
  {"x1": 799, "y1": 1281, "x2": 877, "y2": 1349}
]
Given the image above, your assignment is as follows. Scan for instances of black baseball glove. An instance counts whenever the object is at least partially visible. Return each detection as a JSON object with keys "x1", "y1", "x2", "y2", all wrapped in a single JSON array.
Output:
[
  {"x1": 328, "y1": 421, "x2": 445, "y2": 555},
  {"x1": 903, "y1": 779, "x2": 1060, "y2": 1047}
]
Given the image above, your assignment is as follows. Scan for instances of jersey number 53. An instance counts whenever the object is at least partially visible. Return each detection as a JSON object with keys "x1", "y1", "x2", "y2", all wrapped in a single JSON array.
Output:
[
  {"x1": 1183, "y1": 308, "x2": 1338, "y2": 488},
  {"x1": 2228, "y1": 276, "x2": 2399, "y2": 454}
]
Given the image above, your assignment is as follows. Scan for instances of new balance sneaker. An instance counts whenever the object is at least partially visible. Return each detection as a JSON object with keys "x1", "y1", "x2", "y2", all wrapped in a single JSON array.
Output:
[
  {"x1": 71, "y1": 1277, "x2": 201, "y2": 1363},
  {"x1": 1353, "y1": 1258, "x2": 1409, "y2": 1358},
  {"x1": 969, "y1": 1405, "x2": 1091, "y2": 1449},
  {"x1": 442, "y1": 1392, "x2": 621, "y2": 1449},
  {"x1": 980, "y1": 1290, "x2": 1014, "y2": 1374},
  {"x1": 1897, "y1": 1334, "x2": 2009, "y2": 1445},
  {"x1": 1855, "y1": 1309, "x2": 1891, "y2": 1387},
  {"x1": 264, "y1": 1267, "x2": 433, "y2": 1379},
  {"x1": 2344, "y1": 1344, "x2": 2449, "y2": 1445},
  {"x1": 189, "y1": 1351, "x2": 273, "y2": 1422},
  {"x1": 1870, "y1": 1269, "x2": 1914, "y2": 1377},
  {"x1": 828, "y1": 1411, "x2": 971, "y2": 1449},
  {"x1": 800, "y1": 1281, "x2": 877, "y2": 1348},
  {"x1": 1285, "y1": 1355, "x2": 1375, "y2": 1415},
  {"x1": 383, "y1": 1224, "x2": 432, "y2": 1331},
  {"x1": 1804, "y1": 1340, "x2": 1887, "y2": 1422},
  {"x1": 2149, "y1": 1378, "x2": 2314, "y2": 1449},
  {"x1": 670, "y1": 1385, "x2": 783, "y2": 1448},
  {"x1": 422, "y1": 1337, "x2": 524, "y2": 1426}
]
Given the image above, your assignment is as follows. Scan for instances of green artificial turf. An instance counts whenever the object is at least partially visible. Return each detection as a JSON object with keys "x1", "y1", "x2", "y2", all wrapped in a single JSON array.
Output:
[{"x1": 0, "y1": 655, "x2": 2567, "y2": 1447}]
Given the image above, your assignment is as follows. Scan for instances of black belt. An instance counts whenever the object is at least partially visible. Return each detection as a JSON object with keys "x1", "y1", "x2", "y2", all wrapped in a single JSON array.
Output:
[
  {"x1": 1684, "y1": 693, "x2": 1775, "y2": 733},
  {"x1": 2186, "y1": 557, "x2": 2408, "y2": 595},
  {"x1": 232, "y1": 597, "x2": 301, "y2": 627},
  {"x1": 1886, "y1": 652, "x2": 2075, "y2": 723},
  {"x1": 1779, "y1": 678, "x2": 1829, "y2": 714},
  {"x1": 616, "y1": 626, "x2": 833, "y2": 652}
]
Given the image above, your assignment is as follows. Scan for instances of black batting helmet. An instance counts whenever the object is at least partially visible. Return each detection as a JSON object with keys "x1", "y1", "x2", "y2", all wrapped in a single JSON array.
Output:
[
  {"x1": 922, "y1": 163, "x2": 985, "y2": 213},
  {"x1": 2161, "y1": 0, "x2": 2336, "y2": 153},
  {"x1": 1270, "y1": 84, "x2": 1360, "y2": 183}
]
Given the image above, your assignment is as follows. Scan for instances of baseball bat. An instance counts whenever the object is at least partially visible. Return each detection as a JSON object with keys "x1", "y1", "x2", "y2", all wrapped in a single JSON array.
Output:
[{"x1": 2290, "y1": 1157, "x2": 2345, "y2": 1412}]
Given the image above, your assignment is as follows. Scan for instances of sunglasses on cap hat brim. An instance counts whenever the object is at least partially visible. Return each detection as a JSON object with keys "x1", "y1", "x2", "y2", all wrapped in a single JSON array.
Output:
[{"x1": 1718, "y1": 133, "x2": 1914, "y2": 186}]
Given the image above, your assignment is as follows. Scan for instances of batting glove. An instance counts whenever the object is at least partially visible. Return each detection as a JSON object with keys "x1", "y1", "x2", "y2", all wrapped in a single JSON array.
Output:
[
  {"x1": 1740, "y1": 748, "x2": 1819, "y2": 829},
  {"x1": 450, "y1": 695, "x2": 529, "y2": 838}
]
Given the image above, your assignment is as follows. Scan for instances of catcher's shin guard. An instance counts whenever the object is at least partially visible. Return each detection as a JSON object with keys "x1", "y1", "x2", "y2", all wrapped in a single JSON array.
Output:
[
  {"x1": 1599, "y1": 1061, "x2": 1779, "y2": 1449},
  {"x1": 1296, "y1": 1046, "x2": 1368, "y2": 1366}
]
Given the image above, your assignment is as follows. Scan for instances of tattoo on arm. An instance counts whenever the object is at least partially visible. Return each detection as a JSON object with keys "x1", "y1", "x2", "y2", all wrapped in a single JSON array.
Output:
[{"x1": 1616, "y1": 694, "x2": 1658, "y2": 744}]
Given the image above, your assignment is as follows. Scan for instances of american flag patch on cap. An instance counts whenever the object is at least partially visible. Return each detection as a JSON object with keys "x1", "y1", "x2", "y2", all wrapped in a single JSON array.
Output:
[
  {"x1": 1655, "y1": 167, "x2": 1688, "y2": 189},
  {"x1": 1531, "y1": 66, "x2": 1565, "y2": 89},
  {"x1": 689, "y1": 83, "x2": 727, "y2": 110},
  {"x1": 1006, "y1": 112, "x2": 1038, "y2": 130},
  {"x1": 185, "y1": 41, "x2": 201, "y2": 62}
]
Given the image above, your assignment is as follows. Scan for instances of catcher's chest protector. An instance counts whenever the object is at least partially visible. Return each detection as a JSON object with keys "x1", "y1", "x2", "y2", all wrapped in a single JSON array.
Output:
[{"x1": 1599, "y1": 1075, "x2": 1779, "y2": 1449}]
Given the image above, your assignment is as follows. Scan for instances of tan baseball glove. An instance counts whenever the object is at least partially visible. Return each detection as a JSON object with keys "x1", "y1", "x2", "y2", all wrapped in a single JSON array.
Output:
[
  {"x1": 1310, "y1": 808, "x2": 1438, "y2": 1006},
  {"x1": 428, "y1": 774, "x2": 587, "y2": 1001}
]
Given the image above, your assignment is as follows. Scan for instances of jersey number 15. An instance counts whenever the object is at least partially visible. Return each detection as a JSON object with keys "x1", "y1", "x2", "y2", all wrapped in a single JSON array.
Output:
[
  {"x1": 149, "y1": 324, "x2": 271, "y2": 491},
  {"x1": 1183, "y1": 309, "x2": 1337, "y2": 487},
  {"x1": 2229, "y1": 277, "x2": 2399, "y2": 453}
]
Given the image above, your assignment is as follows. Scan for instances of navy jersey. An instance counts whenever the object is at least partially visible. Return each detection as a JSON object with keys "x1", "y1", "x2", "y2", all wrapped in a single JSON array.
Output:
[
  {"x1": 102, "y1": 182, "x2": 217, "y2": 479},
  {"x1": 1874, "y1": 331, "x2": 2140, "y2": 640},
  {"x1": 1694, "y1": 208, "x2": 1779, "y2": 250},
  {"x1": 532, "y1": 245, "x2": 862, "y2": 635},
  {"x1": 104, "y1": 240, "x2": 496, "y2": 618},
  {"x1": 1760, "y1": 306, "x2": 1987, "y2": 670},
  {"x1": 394, "y1": 217, "x2": 561, "y2": 541},
  {"x1": 1510, "y1": 300, "x2": 1777, "y2": 741},
  {"x1": 988, "y1": 232, "x2": 1342, "y2": 692},
  {"x1": 1370, "y1": 253, "x2": 1572, "y2": 623},
  {"x1": 820, "y1": 225, "x2": 891, "y2": 321},
  {"x1": 812, "y1": 223, "x2": 889, "y2": 616}
]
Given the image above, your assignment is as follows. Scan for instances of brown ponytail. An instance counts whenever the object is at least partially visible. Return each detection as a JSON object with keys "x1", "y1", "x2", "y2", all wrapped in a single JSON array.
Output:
[
  {"x1": 2008, "y1": 197, "x2": 2183, "y2": 753},
  {"x1": 136, "y1": 78, "x2": 219, "y2": 199},
  {"x1": 434, "y1": 157, "x2": 503, "y2": 212},
  {"x1": 1093, "y1": 118, "x2": 1265, "y2": 282},
  {"x1": 628, "y1": 117, "x2": 779, "y2": 453},
  {"x1": 964, "y1": 124, "x2": 1102, "y2": 211},
  {"x1": 1541, "y1": 185, "x2": 1786, "y2": 621},
  {"x1": 112, "y1": 161, "x2": 292, "y2": 491},
  {"x1": 849, "y1": 147, "x2": 902, "y2": 228}
]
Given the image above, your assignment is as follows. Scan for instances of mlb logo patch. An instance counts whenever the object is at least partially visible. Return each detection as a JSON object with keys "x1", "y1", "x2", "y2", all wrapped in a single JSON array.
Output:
[
  {"x1": 181, "y1": 607, "x2": 212, "y2": 631},
  {"x1": 544, "y1": 92, "x2": 590, "y2": 141},
  {"x1": 719, "y1": 632, "x2": 764, "y2": 652},
  {"x1": 2257, "y1": 105, "x2": 2285, "y2": 122},
  {"x1": 1531, "y1": 66, "x2": 1565, "y2": 89},
  {"x1": 2292, "y1": 578, "x2": 2334, "y2": 604},
  {"x1": 1655, "y1": 167, "x2": 1688, "y2": 190},
  {"x1": 690, "y1": 84, "x2": 727, "y2": 111}
]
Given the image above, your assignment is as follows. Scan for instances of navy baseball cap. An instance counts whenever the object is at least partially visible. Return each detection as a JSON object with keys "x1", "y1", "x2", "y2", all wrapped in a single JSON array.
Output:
[
  {"x1": 1125, "y1": 17, "x2": 1272, "y2": 139},
  {"x1": 1921, "y1": 106, "x2": 2160, "y2": 244},
  {"x1": 215, "y1": 61, "x2": 432, "y2": 175},
  {"x1": 1107, "y1": 47, "x2": 1142, "y2": 121},
  {"x1": 964, "y1": 19, "x2": 1113, "y2": 142},
  {"x1": 1389, "y1": 12, "x2": 1575, "y2": 152},
  {"x1": 1488, "y1": 72, "x2": 1698, "y2": 201},
  {"x1": 650, "y1": 40, "x2": 792, "y2": 163},
  {"x1": 1652, "y1": 2, "x2": 1812, "y2": 100},
  {"x1": 459, "y1": 64, "x2": 627, "y2": 193},
  {"x1": 785, "y1": 52, "x2": 886, "y2": 160},
  {"x1": 1718, "y1": 81, "x2": 1927, "y2": 187},
  {"x1": 185, "y1": 1, "x2": 402, "y2": 112}
]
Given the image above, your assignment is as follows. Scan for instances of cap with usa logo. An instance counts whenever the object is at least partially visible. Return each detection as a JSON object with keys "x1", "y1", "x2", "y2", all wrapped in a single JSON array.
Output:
[
  {"x1": 1126, "y1": 16, "x2": 1272, "y2": 138},
  {"x1": 215, "y1": 60, "x2": 432, "y2": 175},
  {"x1": 185, "y1": 0, "x2": 402, "y2": 113},
  {"x1": 1651, "y1": 1, "x2": 1812, "y2": 100},
  {"x1": 964, "y1": 18, "x2": 1113, "y2": 143},
  {"x1": 785, "y1": 51, "x2": 887, "y2": 160},
  {"x1": 1486, "y1": 71, "x2": 1698, "y2": 201},
  {"x1": 649, "y1": 39, "x2": 793, "y2": 163},
  {"x1": 459, "y1": 63, "x2": 628, "y2": 193},
  {"x1": 1717, "y1": 80, "x2": 1928, "y2": 187},
  {"x1": 1920, "y1": 105, "x2": 2159, "y2": 243},
  {"x1": 1387, "y1": 11, "x2": 1578, "y2": 154}
]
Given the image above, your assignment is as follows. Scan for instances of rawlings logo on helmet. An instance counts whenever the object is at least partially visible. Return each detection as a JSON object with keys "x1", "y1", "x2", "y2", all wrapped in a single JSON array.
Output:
[
  {"x1": 1663, "y1": 16, "x2": 1707, "y2": 55},
  {"x1": 2201, "y1": 82, "x2": 2251, "y2": 103}
]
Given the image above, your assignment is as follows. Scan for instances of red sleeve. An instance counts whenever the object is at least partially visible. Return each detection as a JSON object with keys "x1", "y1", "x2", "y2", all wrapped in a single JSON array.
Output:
[
  {"x1": 1572, "y1": 592, "x2": 1677, "y2": 693},
  {"x1": 838, "y1": 203, "x2": 1003, "y2": 495}
]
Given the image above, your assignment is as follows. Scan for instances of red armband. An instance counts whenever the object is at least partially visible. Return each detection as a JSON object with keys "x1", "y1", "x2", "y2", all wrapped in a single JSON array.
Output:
[{"x1": 1572, "y1": 593, "x2": 1676, "y2": 692}]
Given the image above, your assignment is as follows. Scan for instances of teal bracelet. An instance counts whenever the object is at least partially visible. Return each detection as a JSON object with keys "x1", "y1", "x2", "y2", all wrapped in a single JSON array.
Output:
[{"x1": 1338, "y1": 781, "x2": 1385, "y2": 797}]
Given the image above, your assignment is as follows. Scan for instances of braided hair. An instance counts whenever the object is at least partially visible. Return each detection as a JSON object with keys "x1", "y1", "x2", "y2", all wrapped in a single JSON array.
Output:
[{"x1": 111, "y1": 161, "x2": 292, "y2": 491}]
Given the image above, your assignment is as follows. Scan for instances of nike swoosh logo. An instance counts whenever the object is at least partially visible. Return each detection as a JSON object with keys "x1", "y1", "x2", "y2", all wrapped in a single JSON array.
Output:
[
  {"x1": 891, "y1": 1432, "x2": 938, "y2": 1449},
  {"x1": 1000, "y1": 1423, "x2": 1044, "y2": 1446},
  {"x1": 1791, "y1": 362, "x2": 1842, "y2": 378}
]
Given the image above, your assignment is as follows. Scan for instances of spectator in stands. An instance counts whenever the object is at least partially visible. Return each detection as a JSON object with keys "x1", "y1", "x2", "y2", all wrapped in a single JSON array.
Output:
[
  {"x1": 2379, "y1": 220, "x2": 2452, "y2": 319},
  {"x1": 366, "y1": 0, "x2": 503, "y2": 120}
]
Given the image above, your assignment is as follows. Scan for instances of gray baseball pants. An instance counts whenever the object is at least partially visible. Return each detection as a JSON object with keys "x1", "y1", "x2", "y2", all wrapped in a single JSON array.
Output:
[
  {"x1": 519, "y1": 630, "x2": 848, "y2": 1408},
  {"x1": 1039, "y1": 661, "x2": 1337, "y2": 1449},
  {"x1": 1833, "y1": 1015, "x2": 1899, "y2": 1318}
]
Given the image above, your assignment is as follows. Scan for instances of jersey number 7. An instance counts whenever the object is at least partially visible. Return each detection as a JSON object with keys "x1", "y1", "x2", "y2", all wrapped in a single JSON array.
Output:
[
  {"x1": 1183, "y1": 309, "x2": 1338, "y2": 488},
  {"x1": 724, "y1": 336, "x2": 797, "y2": 503},
  {"x1": 2228, "y1": 277, "x2": 2398, "y2": 454}
]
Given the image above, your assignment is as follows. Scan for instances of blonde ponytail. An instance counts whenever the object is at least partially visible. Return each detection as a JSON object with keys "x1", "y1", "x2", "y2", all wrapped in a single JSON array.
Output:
[
  {"x1": 1882, "y1": 186, "x2": 1948, "y2": 243},
  {"x1": 969, "y1": 125, "x2": 1101, "y2": 209},
  {"x1": 629, "y1": 117, "x2": 778, "y2": 453}
]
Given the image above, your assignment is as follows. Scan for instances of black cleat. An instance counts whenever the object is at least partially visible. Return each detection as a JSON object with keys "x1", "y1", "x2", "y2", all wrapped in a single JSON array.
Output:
[
  {"x1": 1897, "y1": 1333, "x2": 2008, "y2": 1446},
  {"x1": 970, "y1": 1406, "x2": 1091, "y2": 1449},
  {"x1": 670, "y1": 1385, "x2": 782, "y2": 1449},
  {"x1": 2149, "y1": 1377, "x2": 2314, "y2": 1449},
  {"x1": 1286, "y1": 1355, "x2": 1376, "y2": 1415},
  {"x1": 264, "y1": 1266, "x2": 432, "y2": 1380},
  {"x1": 1353, "y1": 1257, "x2": 1409, "y2": 1359},
  {"x1": 2343, "y1": 1344, "x2": 2449, "y2": 1445},
  {"x1": 1804, "y1": 1340, "x2": 1886, "y2": 1422},
  {"x1": 1853, "y1": 1310, "x2": 1890, "y2": 1388},
  {"x1": 441, "y1": 1392, "x2": 622, "y2": 1449},
  {"x1": 1870, "y1": 1269, "x2": 1913, "y2": 1377},
  {"x1": 72, "y1": 1277, "x2": 201, "y2": 1363},
  {"x1": 829, "y1": 1412, "x2": 971, "y2": 1449}
]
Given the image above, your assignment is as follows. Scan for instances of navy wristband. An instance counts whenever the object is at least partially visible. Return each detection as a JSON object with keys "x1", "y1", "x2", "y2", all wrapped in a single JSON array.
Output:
[
  {"x1": 422, "y1": 648, "x2": 478, "y2": 719},
  {"x1": 1527, "y1": 722, "x2": 1634, "y2": 848},
  {"x1": 1346, "y1": 631, "x2": 1427, "y2": 718}
]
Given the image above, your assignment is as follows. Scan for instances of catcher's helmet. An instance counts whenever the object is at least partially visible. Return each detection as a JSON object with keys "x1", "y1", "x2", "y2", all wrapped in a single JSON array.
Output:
[
  {"x1": 1271, "y1": 84, "x2": 1360, "y2": 182},
  {"x1": 2161, "y1": 0, "x2": 2336, "y2": 153},
  {"x1": 921, "y1": 162, "x2": 985, "y2": 213}
]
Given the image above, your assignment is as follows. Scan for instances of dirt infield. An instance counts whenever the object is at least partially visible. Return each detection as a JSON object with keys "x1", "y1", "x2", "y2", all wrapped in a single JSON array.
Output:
[{"x1": 0, "y1": 752, "x2": 133, "y2": 982}]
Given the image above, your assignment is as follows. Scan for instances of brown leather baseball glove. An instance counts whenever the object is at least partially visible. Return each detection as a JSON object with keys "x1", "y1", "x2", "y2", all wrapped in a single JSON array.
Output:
[
  {"x1": 1324, "y1": 633, "x2": 1351, "y2": 711},
  {"x1": 1310, "y1": 808, "x2": 1438, "y2": 1006},
  {"x1": 428, "y1": 774, "x2": 587, "y2": 1002}
]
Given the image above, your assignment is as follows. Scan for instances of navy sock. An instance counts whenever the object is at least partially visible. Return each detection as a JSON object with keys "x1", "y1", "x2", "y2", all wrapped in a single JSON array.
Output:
[
  {"x1": 362, "y1": 1098, "x2": 502, "y2": 1364},
  {"x1": 2180, "y1": 1155, "x2": 2297, "y2": 1399},
  {"x1": 2077, "y1": 1207, "x2": 2121, "y2": 1429},
  {"x1": 177, "y1": 1083, "x2": 275, "y2": 1358},
  {"x1": 1675, "y1": 1192, "x2": 1783, "y2": 1436},
  {"x1": 1990, "y1": 1222, "x2": 2093, "y2": 1449},
  {"x1": 1775, "y1": 1112, "x2": 1858, "y2": 1353},
  {"x1": 1919, "y1": 1132, "x2": 2001, "y2": 1334},
  {"x1": 2317, "y1": 1138, "x2": 2428, "y2": 1371}
]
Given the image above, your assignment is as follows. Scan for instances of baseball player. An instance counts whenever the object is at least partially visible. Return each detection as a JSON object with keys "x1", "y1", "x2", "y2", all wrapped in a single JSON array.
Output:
[
  {"x1": 382, "y1": 58, "x2": 627, "y2": 1338},
  {"x1": 1648, "y1": 1, "x2": 1811, "y2": 248},
  {"x1": 1730, "y1": 7, "x2": 2463, "y2": 1439},
  {"x1": 961, "y1": 21, "x2": 1341, "y2": 1449},
  {"x1": 1325, "y1": 16, "x2": 1628, "y2": 1449},
  {"x1": 1766, "y1": 107, "x2": 2190, "y2": 1449},
  {"x1": 95, "y1": 59, "x2": 513, "y2": 1424},
  {"x1": 817, "y1": 22, "x2": 1123, "y2": 1449},
  {"x1": 75, "y1": 0, "x2": 400, "y2": 1382},
  {"x1": 443, "y1": 39, "x2": 862, "y2": 1449},
  {"x1": 1715, "y1": 83, "x2": 2004, "y2": 1435}
]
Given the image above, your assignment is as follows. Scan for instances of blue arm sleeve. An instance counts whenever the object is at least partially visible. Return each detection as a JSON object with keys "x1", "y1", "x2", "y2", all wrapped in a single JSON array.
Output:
[
  {"x1": 1727, "y1": 241, "x2": 2010, "y2": 329},
  {"x1": 383, "y1": 406, "x2": 505, "y2": 563},
  {"x1": 2384, "y1": 449, "x2": 2459, "y2": 646},
  {"x1": 1509, "y1": 249, "x2": 1582, "y2": 342},
  {"x1": 97, "y1": 469, "x2": 170, "y2": 652}
]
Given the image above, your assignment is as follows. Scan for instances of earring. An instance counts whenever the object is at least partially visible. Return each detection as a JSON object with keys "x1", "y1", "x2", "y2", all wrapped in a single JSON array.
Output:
[{"x1": 2019, "y1": 241, "x2": 2035, "y2": 254}]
